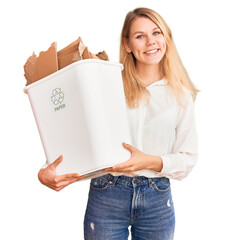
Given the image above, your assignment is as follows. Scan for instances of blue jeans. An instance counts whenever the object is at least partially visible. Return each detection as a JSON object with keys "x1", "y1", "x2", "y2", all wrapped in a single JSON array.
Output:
[{"x1": 84, "y1": 174, "x2": 175, "y2": 240}]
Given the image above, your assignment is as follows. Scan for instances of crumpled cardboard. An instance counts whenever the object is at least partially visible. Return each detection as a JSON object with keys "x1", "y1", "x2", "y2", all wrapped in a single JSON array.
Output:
[{"x1": 24, "y1": 37, "x2": 109, "y2": 86}]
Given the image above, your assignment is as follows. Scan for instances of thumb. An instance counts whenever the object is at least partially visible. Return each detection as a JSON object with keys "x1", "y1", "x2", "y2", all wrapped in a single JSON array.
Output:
[
  {"x1": 51, "y1": 155, "x2": 63, "y2": 168},
  {"x1": 122, "y1": 142, "x2": 135, "y2": 153}
]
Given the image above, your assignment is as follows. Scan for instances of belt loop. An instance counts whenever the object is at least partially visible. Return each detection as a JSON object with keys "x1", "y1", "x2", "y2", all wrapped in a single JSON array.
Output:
[
  {"x1": 132, "y1": 178, "x2": 135, "y2": 188},
  {"x1": 112, "y1": 175, "x2": 118, "y2": 186},
  {"x1": 132, "y1": 177, "x2": 138, "y2": 188},
  {"x1": 148, "y1": 178, "x2": 152, "y2": 187}
]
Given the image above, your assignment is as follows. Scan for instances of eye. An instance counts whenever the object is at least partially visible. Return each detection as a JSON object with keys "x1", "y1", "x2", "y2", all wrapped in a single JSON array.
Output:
[
  {"x1": 136, "y1": 35, "x2": 144, "y2": 39},
  {"x1": 153, "y1": 31, "x2": 161, "y2": 36}
]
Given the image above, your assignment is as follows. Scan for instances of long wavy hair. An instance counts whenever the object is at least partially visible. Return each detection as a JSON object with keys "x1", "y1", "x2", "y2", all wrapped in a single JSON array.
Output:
[{"x1": 120, "y1": 8, "x2": 199, "y2": 108}]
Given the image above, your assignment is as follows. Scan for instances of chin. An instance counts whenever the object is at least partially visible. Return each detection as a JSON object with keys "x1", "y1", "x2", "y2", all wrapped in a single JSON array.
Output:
[{"x1": 144, "y1": 60, "x2": 162, "y2": 65}]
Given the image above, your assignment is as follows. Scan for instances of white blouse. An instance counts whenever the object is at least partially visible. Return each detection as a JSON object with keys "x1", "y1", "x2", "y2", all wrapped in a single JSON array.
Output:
[{"x1": 120, "y1": 79, "x2": 198, "y2": 180}]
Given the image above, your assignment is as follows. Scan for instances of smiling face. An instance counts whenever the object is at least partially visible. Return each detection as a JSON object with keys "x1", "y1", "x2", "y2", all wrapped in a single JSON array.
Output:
[{"x1": 124, "y1": 17, "x2": 166, "y2": 69}]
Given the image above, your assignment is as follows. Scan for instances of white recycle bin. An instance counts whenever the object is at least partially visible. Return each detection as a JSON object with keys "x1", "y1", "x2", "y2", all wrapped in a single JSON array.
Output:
[{"x1": 24, "y1": 59, "x2": 131, "y2": 177}]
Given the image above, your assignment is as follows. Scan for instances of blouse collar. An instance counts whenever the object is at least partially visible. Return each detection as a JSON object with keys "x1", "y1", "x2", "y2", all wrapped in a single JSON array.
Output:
[{"x1": 146, "y1": 79, "x2": 168, "y2": 89}]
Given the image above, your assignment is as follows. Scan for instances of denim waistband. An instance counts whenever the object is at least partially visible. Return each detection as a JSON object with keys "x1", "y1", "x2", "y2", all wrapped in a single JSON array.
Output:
[{"x1": 101, "y1": 174, "x2": 167, "y2": 187}]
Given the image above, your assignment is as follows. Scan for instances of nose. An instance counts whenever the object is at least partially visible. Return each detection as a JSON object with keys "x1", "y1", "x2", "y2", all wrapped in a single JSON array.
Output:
[{"x1": 146, "y1": 35, "x2": 156, "y2": 46}]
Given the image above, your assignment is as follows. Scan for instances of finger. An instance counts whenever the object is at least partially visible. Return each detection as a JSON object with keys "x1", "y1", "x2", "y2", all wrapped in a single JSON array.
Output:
[
  {"x1": 50, "y1": 179, "x2": 73, "y2": 190},
  {"x1": 55, "y1": 185, "x2": 66, "y2": 192},
  {"x1": 64, "y1": 175, "x2": 84, "y2": 182},
  {"x1": 111, "y1": 166, "x2": 133, "y2": 173},
  {"x1": 111, "y1": 161, "x2": 132, "y2": 172},
  {"x1": 51, "y1": 155, "x2": 63, "y2": 168},
  {"x1": 56, "y1": 172, "x2": 81, "y2": 182},
  {"x1": 66, "y1": 176, "x2": 84, "y2": 185},
  {"x1": 122, "y1": 142, "x2": 135, "y2": 153},
  {"x1": 55, "y1": 177, "x2": 83, "y2": 191},
  {"x1": 104, "y1": 167, "x2": 113, "y2": 172}
]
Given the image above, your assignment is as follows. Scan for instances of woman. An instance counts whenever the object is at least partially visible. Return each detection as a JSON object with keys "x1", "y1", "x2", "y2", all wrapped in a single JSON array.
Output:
[{"x1": 38, "y1": 7, "x2": 198, "y2": 240}]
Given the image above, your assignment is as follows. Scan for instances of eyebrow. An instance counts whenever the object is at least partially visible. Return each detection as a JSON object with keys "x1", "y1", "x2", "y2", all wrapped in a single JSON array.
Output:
[{"x1": 133, "y1": 27, "x2": 161, "y2": 35}]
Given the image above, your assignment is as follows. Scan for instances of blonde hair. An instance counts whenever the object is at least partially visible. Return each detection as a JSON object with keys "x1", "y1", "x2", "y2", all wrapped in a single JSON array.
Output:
[{"x1": 120, "y1": 7, "x2": 199, "y2": 108}]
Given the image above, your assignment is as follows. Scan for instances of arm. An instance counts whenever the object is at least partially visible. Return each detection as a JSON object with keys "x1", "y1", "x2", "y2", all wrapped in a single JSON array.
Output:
[
  {"x1": 105, "y1": 142, "x2": 163, "y2": 173},
  {"x1": 157, "y1": 93, "x2": 198, "y2": 180},
  {"x1": 106, "y1": 92, "x2": 198, "y2": 180}
]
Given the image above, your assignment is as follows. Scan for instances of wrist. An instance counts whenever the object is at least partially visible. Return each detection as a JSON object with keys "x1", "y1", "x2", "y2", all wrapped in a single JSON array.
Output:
[{"x1": 146, "y1": 155, "x2": 163, "y2": 172}]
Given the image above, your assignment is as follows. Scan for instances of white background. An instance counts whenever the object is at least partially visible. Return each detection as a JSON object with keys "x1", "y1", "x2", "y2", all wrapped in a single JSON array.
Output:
[{"x1": 1, "y1": 0, "x2": 224, "y2": 239}]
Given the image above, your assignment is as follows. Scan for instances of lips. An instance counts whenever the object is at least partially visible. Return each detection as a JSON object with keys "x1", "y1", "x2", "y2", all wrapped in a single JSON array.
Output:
[{"x1": 145, "y1": 49, "x2": 160, "y2": 55}]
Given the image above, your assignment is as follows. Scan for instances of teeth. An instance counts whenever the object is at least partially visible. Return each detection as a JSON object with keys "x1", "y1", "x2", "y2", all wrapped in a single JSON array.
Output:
[{"x1": 146, "y1": 49, "x2": 158, "y2": 54}]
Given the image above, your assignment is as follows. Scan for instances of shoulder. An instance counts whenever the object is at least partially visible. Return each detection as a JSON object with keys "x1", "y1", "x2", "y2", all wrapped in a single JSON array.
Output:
[
  {"x1": 166, "y1": 81, "x2": 194, "y2": 107},
  {"x1": 180, "y1": 87, "x2": 194, "y2": 107}
]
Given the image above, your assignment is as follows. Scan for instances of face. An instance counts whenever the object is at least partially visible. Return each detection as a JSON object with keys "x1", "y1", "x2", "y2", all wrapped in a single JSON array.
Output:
[{"x1": 124, "y1": 17, "x2": 166, "y2": 68}]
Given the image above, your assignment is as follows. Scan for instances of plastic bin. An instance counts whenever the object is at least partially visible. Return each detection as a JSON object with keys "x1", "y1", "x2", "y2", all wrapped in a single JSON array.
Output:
[{"x1": 24, "y1": 59, "x2": 131, "y2": 177}]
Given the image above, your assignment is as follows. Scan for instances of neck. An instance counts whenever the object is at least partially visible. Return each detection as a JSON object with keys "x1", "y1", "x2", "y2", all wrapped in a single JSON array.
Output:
[{"x1": 136, "y1": 63, "x2": 162, "y2": 87}]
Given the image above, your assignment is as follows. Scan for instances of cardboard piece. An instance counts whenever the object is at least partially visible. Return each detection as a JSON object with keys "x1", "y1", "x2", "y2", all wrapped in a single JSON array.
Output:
[
  {"x1": 57, "y1": 37, "x2": 109, "y2": 69},
  {"x1": 57, "y1": 37, "x2": 82, "y2": 69},
  {"x1": 24, "y1": 42, "x2": 58, "y2": 85},
  {"x1": 24, "y1": 52, "x2": 37, "y2": 85},
  {"x1": 57, "y1": 37, "x2": 82, "y2": 57},
  {"x1": 96, "y1": 51, "x2": 109, "y2": 61}
]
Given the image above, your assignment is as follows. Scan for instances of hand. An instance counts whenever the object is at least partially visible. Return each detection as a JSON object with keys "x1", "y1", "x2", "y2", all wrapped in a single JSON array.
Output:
[
  {"x1": 105, "y1": 143, "x2": 163, "y2": 173},
  {"x1": 38, "y1": 155, "x2": 83, "y2": 191}
]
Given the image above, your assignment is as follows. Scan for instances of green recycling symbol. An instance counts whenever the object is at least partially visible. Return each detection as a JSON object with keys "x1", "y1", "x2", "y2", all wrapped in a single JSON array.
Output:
[{"x1": 51, "y1": 88, "x2": 64, "y2": 105}]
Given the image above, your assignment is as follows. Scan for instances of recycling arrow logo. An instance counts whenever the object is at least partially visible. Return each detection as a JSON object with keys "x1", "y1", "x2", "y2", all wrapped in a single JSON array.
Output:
[{"x1": 51, "y1": 88, "x2": 64, "y2": 105}]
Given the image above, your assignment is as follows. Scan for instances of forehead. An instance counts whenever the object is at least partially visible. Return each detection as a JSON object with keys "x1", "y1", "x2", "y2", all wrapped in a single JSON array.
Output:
[{"x1": 130, "y1": 17, "x2": 159, "y2": 34}]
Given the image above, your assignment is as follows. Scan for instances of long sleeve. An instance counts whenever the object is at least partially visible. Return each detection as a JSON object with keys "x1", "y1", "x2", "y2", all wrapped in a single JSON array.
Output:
[
  {"x1": 158, "y1": 93, "x2": 198, "y2": 180},
  {"x1": 116, "y1": 80, "x2": 198, "y2": 180}
]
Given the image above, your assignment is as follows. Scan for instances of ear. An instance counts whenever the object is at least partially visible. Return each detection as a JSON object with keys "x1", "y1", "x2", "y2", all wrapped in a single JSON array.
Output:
[{"x1": 123, "y1": 37, "x2": 132, "y2": 53}]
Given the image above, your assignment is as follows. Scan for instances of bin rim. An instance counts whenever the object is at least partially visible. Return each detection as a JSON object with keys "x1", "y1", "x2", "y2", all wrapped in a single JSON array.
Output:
[{"x1": 23, "y1": 59, "x2": 124, "y2": 94}]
